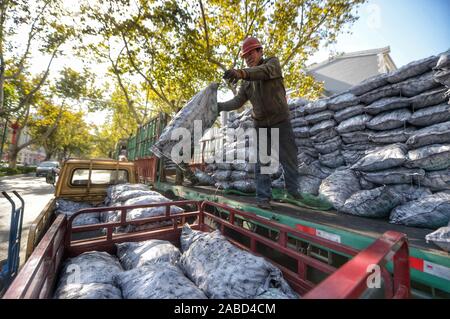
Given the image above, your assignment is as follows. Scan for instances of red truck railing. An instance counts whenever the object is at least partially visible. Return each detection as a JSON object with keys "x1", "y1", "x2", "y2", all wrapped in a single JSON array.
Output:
[{"x1": 3, "y1": 200, "x2": 410, "y2": 299}]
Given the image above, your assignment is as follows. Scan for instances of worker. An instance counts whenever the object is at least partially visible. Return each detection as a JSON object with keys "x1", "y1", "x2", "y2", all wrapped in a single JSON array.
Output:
[{"x1": 218, "y1": 37, "x2": 303, "y2": 209}]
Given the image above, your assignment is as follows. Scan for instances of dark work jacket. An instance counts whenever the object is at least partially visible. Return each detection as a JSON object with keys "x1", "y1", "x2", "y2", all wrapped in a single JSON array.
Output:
[{"x1": 219, "y1": 57, "x2": 290, "y2": 127}]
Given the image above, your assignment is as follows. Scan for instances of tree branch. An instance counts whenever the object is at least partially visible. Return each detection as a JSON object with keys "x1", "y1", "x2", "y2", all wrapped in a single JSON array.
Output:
[
  {"x1": 121, "y1": 30, "x2": 171, "y2": 112},
  {"x1": 5, "y1": 0, "x2": 51, "y2": 80},
  {"x1": 281, "y1": 5, "x2": 331, "y2": 69},
  {"x1": 107, "y1": 43, "x2": 142, "y2": 125},
  {"x1": 198, "y1": 0, "x2": 227, "y2": 71}
]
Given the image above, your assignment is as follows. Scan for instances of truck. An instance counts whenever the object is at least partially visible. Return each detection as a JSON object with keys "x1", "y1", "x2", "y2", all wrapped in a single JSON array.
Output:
[
  {"x1": 24, "y1": 158, "x2": 138, "y2": 261},
  {"x1": 4, "y1": 196, "x2": 410, "y2": 299},
  {"x1": 13, "y1": 114, "x2": 450, "y2": 299}
]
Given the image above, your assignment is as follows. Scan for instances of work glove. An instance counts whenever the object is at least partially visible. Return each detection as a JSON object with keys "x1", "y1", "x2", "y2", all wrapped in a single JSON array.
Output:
[{"x1": 223, "y1": 69, "x2": 246, "y2": 85}]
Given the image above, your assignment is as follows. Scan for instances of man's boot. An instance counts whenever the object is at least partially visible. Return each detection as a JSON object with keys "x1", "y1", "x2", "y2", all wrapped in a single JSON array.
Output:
[{"x1": 256, "y1": 199, "x2": 272, "y2": 210}]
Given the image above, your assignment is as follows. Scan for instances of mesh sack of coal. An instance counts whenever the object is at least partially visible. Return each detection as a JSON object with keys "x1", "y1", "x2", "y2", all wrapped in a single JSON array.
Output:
[
  {"x1": 194, "y1": 168, "x2": 215, "y2": 185},
  {"x1": 364, "y1": 97, "x2": 410, "y2": 115},
  {"x1": 109, "y1": 189, "x2": 162, "y2": 205},
  {"x1": 214, "y1": 182, "x2": 232, "y2": 191},
  {"x1": 349, "y1": 73, "x2": 389, "y2": 96},
  {"x1": 406, "y1": 121, "x2": 450, "y2": 149},
  {"x1": 336, "y1": 114, "x2": 372, "y2": 134},
  {"x1": 313, "y1": 136, "x2": 342, "y2": 154},
  {"x1": 293, "y1": 126, "x2": 311, "y2": 138},
  {"x1": 408, "y1": 103, "x2": 450, "y2": 127},
  {"x1": 152, "y1": 83, "x2": 218, "y2": 160},
  {"x1": 360, "y1": 168, "x2": 425, "y2": 185},
  {"x1": 326, "y1": 92, "x2": 360, "y2": 111},
  {"x1": 386, "y1": 55, "x2": 439, "y2": 84},
  {"x1": 106, "y1": 183, "x2": 150, "y2": 204},
  {"x1": 368, "y1": 127, "x2": 416, "y2": 144},
  {"x1": 359, "y1": 177, "x2": 376, "y2": 190},
  {"x1": 366, "y1": 108, "x2": 412, "y2": 131},
  {"x1": 342, "y1": 150, "x2": 367, "y2": 166},
  {"x1": 396, "y1": 71, "x2": 441, "y2": 97},
  {"x1": 230, "y1": 170, "x2": 254, "y2": 181},
  {"x1": 341, "y1": 130, "x2": 373, "y2": 144},
  {"x1": 53, "y1": 283, "x2": 122, "y2": 299},
  {"x1": 359, "y1": 83, "x2": 401, "y2": 105},
  {"x1": 389, "y1": 192, "x2": 450, "y2": 228},
  {"x1": 318, "y1": 150, "x2": 345, "y2": 168},
  {"x1": 305, "y1": 110, "x2": 334, "y2": 125},
  {"x1": 212, "y1": 170, "x2": 232, "y2": 182},
  {"x1": 350, "y1": 144, "x2": 407, "y2": 172},
  {"x1": 304, "y1": 99, "x2": 328, "y2": 114},
  {"x1": 340, "y1": 187, "x2": 402, "y2": 218},
  {"x1": 409, "y1": 88, "x2": 448, "y2": 111},
  {"x1": 116, "y1": 239, "x2": 181, "y2": 270},
  {"x1": 310, "y1": 119, "x2": 336, "y2": 136},
  {"x1": 295, "y1": 137, "x2": 314, "y2": 147},
  {"x1": 115, "y1": 263, "x2": 207, "y2": 299},
  {"x1": 334, "y1": 104, "x2": 364, "y2": 123},
  {"x1": 216, "y1": 163, "x2": 233, "y2": 170},
  {"x1": 55, "y1": 199, "x2": 99, "y2": 226},
  {"x1": 297, "y1": 151, "x2": 317, "y2": 165},
  {"x1": 231, "y1": 179, "x2": 256, "y2": 193},
  {"x1": 124, "y1": 195, "x2": 183, "y2": 218},
  {"x1": 291, "y1": 117, "x2": 309, "y2": 127},
  {"x1": 310, "y1": 128, "x2": 338, "y2": 143},
  {"x1": 54, "y1": 251, "x2": 123, "y2": 299},
  {"x1": 417, "y1": 169, "x2": 450, "y2": 191},
  {"x1": 111, "y1": 194, "x2": 184, "y2": 233},
  {"x1": 232, "y1": 161, "x2": 256, "y2": 172},
  {"x1": 179, "y1": 225, "x2": 298, "y2": 299},
  {"x1": 319, "y1": 169, "x2": 361, "y2": 210},
  {"x1": 405, "y1": 144, "x2": 450, "y2": 171},
  {"x1": 299, "y1": 176, "x2": 323, "y2": 196},
  {"x1": 425, "y1": 222, "x2": 450, "y2": 252},
  {"x1": 342, "y1": 142, "x2": 381, "y2": 151},
  {"x1": 298, "y1": 160, "x2": 333, "y2": 179}
]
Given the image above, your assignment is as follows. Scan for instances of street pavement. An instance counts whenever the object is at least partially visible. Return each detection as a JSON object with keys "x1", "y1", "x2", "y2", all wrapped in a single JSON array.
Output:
[{"x1": 0, "y1": 174, "x2": 54, "y2": 265}]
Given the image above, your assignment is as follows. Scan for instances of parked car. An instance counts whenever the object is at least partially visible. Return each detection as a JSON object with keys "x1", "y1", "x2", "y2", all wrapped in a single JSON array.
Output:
[{"x1": 35, "y1": 161, "x2": 60, "y2": 177}]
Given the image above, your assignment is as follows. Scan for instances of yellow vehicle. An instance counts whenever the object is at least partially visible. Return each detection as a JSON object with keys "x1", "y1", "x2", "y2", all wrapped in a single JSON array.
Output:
[{"x1": 25, "y1": 158, "x2": 137, "y2": 260}]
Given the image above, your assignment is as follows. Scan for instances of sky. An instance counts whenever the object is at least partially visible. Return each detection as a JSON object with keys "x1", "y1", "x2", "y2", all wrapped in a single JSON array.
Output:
[
  {"x1": 219, "y1": 0, "x2": 450, "y2": 103},
  {"x1": 306, "y1": 0, "x2": 450, "y2": 68}
]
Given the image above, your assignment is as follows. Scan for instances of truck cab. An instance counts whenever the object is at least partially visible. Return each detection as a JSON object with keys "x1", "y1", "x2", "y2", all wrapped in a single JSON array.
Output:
[{"x1": 25, "y1": 159, "x2": 137, "y2": 260}]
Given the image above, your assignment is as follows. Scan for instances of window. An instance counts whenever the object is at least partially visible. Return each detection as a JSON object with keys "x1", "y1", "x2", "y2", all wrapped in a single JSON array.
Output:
[{"x1": 71, "y1": 169, "x2": 129, "y2": 186}]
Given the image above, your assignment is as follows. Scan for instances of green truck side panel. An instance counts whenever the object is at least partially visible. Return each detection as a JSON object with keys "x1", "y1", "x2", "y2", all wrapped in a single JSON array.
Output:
[{"x1": 155, "y1": 182, "x2": 450, "y2": 294}]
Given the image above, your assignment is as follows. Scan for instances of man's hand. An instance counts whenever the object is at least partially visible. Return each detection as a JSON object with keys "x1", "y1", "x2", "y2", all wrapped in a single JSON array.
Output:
[{"x1": 223, "y1": 69, "x2": 246, "y2": 84}]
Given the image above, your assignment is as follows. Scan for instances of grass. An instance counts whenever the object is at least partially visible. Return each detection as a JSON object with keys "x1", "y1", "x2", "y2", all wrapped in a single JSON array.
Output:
[{"x1": 0, "y1": 166, "x2": 36, "y2": 177}]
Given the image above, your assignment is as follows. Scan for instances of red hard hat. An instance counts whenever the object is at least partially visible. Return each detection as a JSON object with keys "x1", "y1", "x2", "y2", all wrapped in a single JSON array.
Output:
[{"x1": 241, "y1": 37, "x2": 263, "y2": 57}]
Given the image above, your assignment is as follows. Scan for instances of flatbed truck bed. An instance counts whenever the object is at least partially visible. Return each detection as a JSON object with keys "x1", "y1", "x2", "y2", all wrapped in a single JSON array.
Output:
[{"x1": 154, "y1": 179, "x2": 450, "y2": 298}]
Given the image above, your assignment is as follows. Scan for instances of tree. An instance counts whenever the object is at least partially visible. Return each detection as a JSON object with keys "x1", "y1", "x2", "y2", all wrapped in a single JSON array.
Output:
[
  {"x1": 77, "y1": 0, "x2": 218, "y2": 122},
  {"x1": 0, "y1": 0, "x2": 75, "y2": 118},
  {"x1": 28, "y1": 101, "x2": 93, "y2": 160},
  {"x1": 6, "y1": 67, "x2": 91, "y2": 168},
  {"x1": 192, "y1": 0, "x2": 366, "y2": 99}
]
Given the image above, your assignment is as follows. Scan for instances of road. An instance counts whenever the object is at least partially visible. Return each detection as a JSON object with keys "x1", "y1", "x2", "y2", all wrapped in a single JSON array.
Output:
[{"x1": 0, "y1": 174, "x2": 54, "y2": 265}]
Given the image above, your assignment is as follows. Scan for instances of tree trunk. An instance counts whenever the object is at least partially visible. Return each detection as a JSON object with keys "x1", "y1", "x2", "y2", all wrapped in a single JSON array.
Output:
[
  {"x1": 8, "y1": 144, "x2": 18, "y2": 169},
  {"x1": 45, "y1": 152, "x2": 53, "y2": 161}
]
